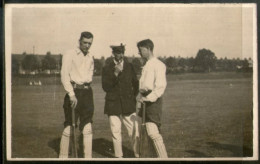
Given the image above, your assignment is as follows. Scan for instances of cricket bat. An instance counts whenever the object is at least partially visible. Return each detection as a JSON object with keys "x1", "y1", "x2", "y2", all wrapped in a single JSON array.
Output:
[
  {"x1": 71, "y1": 106, "x2": 78, "y2": 158},
  {"x1": 139, "y1": 102, "x2": 157, "y2": 158}
]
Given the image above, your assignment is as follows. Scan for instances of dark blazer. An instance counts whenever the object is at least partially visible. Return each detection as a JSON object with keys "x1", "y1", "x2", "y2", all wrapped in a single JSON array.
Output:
[{"x1": 102, "y1": 58, "x2": 139, "y2": 116}]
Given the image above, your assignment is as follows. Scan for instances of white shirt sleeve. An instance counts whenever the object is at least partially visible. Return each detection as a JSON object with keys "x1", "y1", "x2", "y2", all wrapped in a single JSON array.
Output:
[
  {"x1": 89, "y1": 56, "x2": 94, "y2": 79},
  {"x1": 61, "y1": 52, "x2": 75, "y2": 97},
  {"x1": 144, "y1": 63, "x2": 167, "y2": 102}
]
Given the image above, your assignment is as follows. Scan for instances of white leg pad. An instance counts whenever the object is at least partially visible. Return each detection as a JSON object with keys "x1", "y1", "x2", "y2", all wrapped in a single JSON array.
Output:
[
  {"x1": 82, "y1": 123, "x2": 92, "y2": 158},
  {"x1": 146, "y1": 122, "x2": 168, "y2": 158},
  {"x1": 59, "y1": 126, "x2": 71, "y2": 158}
]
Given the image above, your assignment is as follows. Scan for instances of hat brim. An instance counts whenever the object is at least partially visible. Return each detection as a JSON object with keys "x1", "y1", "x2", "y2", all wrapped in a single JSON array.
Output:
[{"x1": 110, "y1": 44, "x2": 126, "y2": 48}]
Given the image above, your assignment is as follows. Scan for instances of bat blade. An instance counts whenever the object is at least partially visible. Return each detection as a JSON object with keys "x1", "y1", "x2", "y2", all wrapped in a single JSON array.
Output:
[
  {"x1": 139, "y1": 102, "x2": 157, "y2": 158},
  {"x1": 71, "y1": 107, "x2": 78, "y2": 158},
  {"x1": 72, "y1": 126, "x2": 78, "y2": 157},
  {"x1": 139, "y1": 124, "x2": 157, "y2": 158}
]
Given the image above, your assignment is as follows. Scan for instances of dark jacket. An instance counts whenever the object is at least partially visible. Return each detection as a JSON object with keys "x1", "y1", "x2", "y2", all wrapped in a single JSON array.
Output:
[{"x1": 102, "y1": 59, "x2": 139, "y2": 116}]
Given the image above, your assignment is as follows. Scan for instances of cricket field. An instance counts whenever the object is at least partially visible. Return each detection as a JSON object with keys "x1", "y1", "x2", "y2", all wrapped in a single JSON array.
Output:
[{"x1": 10, "y1": 72, "x2": 254, "y2": 158}]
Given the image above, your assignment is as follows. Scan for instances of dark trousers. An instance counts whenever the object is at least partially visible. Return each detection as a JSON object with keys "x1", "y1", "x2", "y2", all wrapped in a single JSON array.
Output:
[
  {"x1": 63, "y1": 88, "x2": 94, "y2": 131},
  {"x1": 138, "y1": 97, "x2": 163, "y2": 127}
]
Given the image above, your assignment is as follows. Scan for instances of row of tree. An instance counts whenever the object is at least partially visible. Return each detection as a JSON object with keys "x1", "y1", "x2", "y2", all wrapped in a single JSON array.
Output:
[
  {"x1": 131, "y1": 49, "x2": 252, "y2": 74},
  {"x1": 12, "y1": 52, "x2": 61, "y2": 74},
  {"x1": 161, "y1": 49, "x2": 252, "y2": 73},
  {"x1": 12, "y1": 49, "x2": 253, "y2": 76}
]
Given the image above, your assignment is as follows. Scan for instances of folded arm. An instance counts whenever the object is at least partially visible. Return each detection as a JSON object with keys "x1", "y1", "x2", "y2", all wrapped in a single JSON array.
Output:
[{"x1": 142, "y1": 64, "x2": 167, "y2": 102}]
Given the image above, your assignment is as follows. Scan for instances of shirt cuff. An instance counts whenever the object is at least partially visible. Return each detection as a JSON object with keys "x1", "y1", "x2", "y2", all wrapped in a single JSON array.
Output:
[
  {"x1": 68, "y1": 91, "x2": 75, "y2": 97},
  {"x1": 145, "y1": 93, "x2": 158, "y2": 102}
]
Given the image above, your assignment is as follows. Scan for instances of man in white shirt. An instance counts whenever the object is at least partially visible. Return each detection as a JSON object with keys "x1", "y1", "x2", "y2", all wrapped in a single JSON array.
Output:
[
  {"x1": 136, "y1": 39, "x2": 168, "y2": 158},
  {"x1": 59, "y1": 31, "x2": 94, "y2": 158}
]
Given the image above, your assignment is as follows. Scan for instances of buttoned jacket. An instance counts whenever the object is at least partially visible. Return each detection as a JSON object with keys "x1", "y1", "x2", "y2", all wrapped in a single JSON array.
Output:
[{"x1": 102, "y1": 58, "x2": 139, "y2": 116}]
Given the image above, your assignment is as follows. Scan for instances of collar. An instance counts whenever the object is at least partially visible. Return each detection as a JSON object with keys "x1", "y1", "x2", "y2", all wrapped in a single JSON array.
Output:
[
  {"x1": 146, "y1": 56, "x2": 156, "y2": 64},
  {"x1": 113, "y1": 59, "x2": 124, "y2": 65},
  {"x1": 76, "y1": 47, "x2": 90, "y2": 56}
]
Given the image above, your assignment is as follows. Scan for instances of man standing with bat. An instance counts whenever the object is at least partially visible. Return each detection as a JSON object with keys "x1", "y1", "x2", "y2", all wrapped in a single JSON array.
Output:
[
  {"x1": 136, "y1": 39, "x2": 168, "y2": 158},
  {"x1": 102, "y1": 43, "x2": 140, "y2": 158},
  {"x1": 59, "y1": 31, "x2": 95, "y2": 158}
]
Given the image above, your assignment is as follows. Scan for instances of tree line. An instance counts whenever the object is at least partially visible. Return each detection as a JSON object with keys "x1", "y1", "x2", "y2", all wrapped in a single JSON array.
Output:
[
  {"x1": 12, "y1": 48, "x2": 253, "y2": 76},
  {"x1": 161, "y1": 49, "x2": 252, "y2": 74}
]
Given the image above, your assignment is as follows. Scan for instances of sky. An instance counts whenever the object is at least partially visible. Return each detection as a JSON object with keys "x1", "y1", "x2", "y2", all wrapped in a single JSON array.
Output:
[{"x1": 9, "y1": 4, "x2": 256, "y2": 59}]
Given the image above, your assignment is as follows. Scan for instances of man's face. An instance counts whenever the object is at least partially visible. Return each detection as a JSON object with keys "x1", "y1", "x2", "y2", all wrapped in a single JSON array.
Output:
[
  {"x1": 79, "y1": 37, "x2": 93, "y2": 54},
  {"x1": 113, "y1": 52, "x2": 124, "y2": 62},
  {"x1": 138, "y1": 47, "x2": 150, "y2": 60}
]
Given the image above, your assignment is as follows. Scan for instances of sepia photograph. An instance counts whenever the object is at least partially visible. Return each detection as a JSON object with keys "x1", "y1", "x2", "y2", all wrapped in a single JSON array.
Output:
[{"x1": 5, "y1": 3, "x2": 258, "y2": 161}]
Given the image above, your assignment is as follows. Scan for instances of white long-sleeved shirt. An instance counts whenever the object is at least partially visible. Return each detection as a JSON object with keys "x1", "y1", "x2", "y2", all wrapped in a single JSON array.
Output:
[
  {"x1": 61, "y1": 48, "x2": 94, "y2": 97},
  {"x1": 139, "y1": 57, "x2": 167, "y2": 102}
]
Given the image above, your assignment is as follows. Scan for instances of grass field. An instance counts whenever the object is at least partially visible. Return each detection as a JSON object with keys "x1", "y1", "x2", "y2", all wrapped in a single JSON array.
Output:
[{"x1": 11, "y1": 72, "x2": 254, "y2": 158}]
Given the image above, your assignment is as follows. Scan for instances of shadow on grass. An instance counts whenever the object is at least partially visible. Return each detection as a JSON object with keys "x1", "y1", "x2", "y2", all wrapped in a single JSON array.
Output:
[
  {"x1": 48, "y1": 136, "x2": 135, "y2": 158},
  {"x1": 185, "y1": 150, "x2": 212, "y2": 157},
  {"x1": 48, "y1": 137, "x2": 61, "y2": 157},
  {"x1": 207, "y1": 142, "x2": 253, "y2": 157},
  {"x1": 185, "y1": 142, "x2": 252, "y2": 157},
  {"x1": 78, "y1": 135, "x2": 115, "y2": 158}
]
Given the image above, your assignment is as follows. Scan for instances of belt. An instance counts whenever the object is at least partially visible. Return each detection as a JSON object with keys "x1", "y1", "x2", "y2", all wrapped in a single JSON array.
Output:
[{"x1": 71, "y1": 82, "x2": 91, "y2": 89}]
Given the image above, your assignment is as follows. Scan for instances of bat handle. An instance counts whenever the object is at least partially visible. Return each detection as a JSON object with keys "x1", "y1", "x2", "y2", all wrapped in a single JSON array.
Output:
[
  {"x1": 72, "y1": 106, "x2": 75, "y2": 121},
  {"x1": 142, "y1": 102, "x2": 146, "y2": 124},
  {"x1": 72, "y1": 107, "x2": 76, "y2": 127},
  {"x1": 140, "y1": 102, "x2": 146, "y2": 158}
]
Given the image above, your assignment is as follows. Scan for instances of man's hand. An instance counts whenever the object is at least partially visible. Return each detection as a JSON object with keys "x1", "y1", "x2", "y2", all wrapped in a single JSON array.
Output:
[
  {"x1": 70, "y1": 95, "x2": 78, "y2": 109},
  {"x1": 114, "y1": 64, "x2": 123, "y2": 76},
  {"x1": 136, "y1": 92, "x2": 143, "y2": 103},
  {"x1": 139, "y1": 89, "x2": 147, "y2": 94},
  {"x1": 137, "y1": 90, "x2": 150, "y2": 103}
]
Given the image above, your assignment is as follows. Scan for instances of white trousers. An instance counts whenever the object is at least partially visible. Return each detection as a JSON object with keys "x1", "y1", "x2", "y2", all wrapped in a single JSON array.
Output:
[
  {"x1": 59, "y1": 123, "x2": 92, "y2": 158},
  {"x1": 109, "y1": 113, "x2": 139, "y2": 158}
]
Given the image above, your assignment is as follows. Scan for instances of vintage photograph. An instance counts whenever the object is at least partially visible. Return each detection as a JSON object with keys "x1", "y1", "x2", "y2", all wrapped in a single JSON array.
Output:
[{"x1": 5, "y1": 3, "x2": 257, "y2": 161}]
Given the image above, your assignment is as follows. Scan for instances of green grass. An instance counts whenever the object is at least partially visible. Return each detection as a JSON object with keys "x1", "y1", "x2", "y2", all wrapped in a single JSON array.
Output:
[{"x1": 11, "y1": 72, "x2": 253, "y2": 158}]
